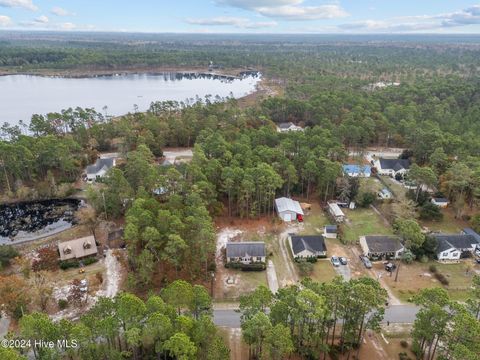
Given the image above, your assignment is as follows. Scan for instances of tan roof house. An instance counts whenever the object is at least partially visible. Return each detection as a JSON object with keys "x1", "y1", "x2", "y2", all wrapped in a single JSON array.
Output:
[{"x1": 58, "y1": 235, "x2": 98, "y2": 261}]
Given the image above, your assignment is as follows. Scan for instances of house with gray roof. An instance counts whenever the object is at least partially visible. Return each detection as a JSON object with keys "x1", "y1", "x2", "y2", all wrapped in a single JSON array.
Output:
[
  {"x1": 290, "y1": 235, "x2": 327, "y2": 259},
  {"x1": 432, "y1": 233, "x2": 480, "y2": 261},
  {"x1": 226, "y1": 242, "x2": 266, "y2": 264},
  {"x1": 86, "y1": 157, "x2": 116, "y2": 182},
  {"x1": 275, "y1": 197, "x2": 304, "y2": 222},
  {"x1": 360, "y1": 235, "x2": 404, "y2": 260},
  {"x1": 374, "y1": 158, "x2": 410, "y2": 177}
]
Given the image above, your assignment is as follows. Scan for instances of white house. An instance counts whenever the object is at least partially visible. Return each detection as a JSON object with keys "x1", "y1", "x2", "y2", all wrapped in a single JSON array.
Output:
[
  {"x1": 323, "y1": 225, "x2": 338, "y2": 239},
  {"x1": 275, "y1": 197, "x2": 304, "y2": 222},
  {"x1": 277, "y1": 122, "x2": 303, "y2": 133},
  {"x1": 86, "y1": 158, "x2": 116, "y2": 182},
  {"x1": 378, "y1": 188, "x2": 392, "y2": 200},
  {"x1": 225, "y1": 242, "x2": 266, "y2": 264},
  {"x1": 431, "y1": 198, "x2": 449, "y2": 208},
  {"x1": 374, "y1": 158, "x2": 410, "y2": 177},
  {"x1": 328, "y1": 202, "x2": 345, "y2": 223},
  {"x1": 290, "y1": 235, "x2": 327, "y2": 259},
  {"x1": 433, "y1": 234, "x2": 480, "y2": 261},
  {"x1": 359, "y1": 235, "x2": 404, "y2": 260},
  {"x1": 343, "y1": 164, "x2": 372, "y2": 178}
]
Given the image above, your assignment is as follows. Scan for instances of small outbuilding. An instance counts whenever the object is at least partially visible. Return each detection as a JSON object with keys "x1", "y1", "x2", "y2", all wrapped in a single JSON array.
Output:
[
  {"x1": 359, "y1": 235, "x2": 404, "y2": 260},
  {"x1": 225, "y1": 242, "x2": 266, "y2": 264},
  {"x1": 327, "y1": 202, "x2": 345, "y2": 223},
  {"x1": 323, "y1": 225, "x2": 338, "y2": 239},
  {"x1": 378, "y1": 188, "x2": 392, "y2": 200},
  {"x1": 275, "y1": 197, "x2": 304, "y2": 222},
  {"x1": 58, "y1": 235, "x2": 98, "y2": 261},
  {"x1": 431, "y1": 198, "x2": 449, "y2": 208},
  {"x1": 290, "y1": 235, "x2": 327, "y2": 259}
]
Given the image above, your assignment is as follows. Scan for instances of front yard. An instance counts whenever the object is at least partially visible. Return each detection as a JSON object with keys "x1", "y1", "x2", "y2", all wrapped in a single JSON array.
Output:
[
  {"x1": 309, "y1": 259, "x2": 338, "y2": 283},
  {"x1": 376, "y1": 260, "x2": 478, "y2": 302}
]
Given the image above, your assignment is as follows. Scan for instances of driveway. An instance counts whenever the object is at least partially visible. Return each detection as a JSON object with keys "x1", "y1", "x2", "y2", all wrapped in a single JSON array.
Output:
[
  {"x1": 277, "y1": 224, "x2": 300, "y2": 286},
  {"x1": 266, "y1": 260, "x2": 279, "y2": 293},
  {"x1": 334, "y1": 262, "x2": 351, "y2": 280}
]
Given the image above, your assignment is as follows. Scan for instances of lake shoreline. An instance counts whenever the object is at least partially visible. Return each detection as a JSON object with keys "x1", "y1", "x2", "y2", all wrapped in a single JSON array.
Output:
[{"x1": 0, "y1": 66, "x2": 256, "y2": 79}]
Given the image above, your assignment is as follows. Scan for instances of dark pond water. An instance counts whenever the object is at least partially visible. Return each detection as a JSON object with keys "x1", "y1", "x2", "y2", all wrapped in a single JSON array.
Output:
[
  {"x1": 0, "y1": 72, "x2": 261, "y2": 125},
  {"x1": 0, "y1": 198, "x2": 81, "y2": 245}
]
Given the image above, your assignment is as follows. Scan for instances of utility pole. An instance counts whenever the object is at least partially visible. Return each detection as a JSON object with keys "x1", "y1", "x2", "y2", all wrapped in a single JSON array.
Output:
[
  {"x1": 102, "y1": 191, "x2": 108, "y2": 221},
  {"x1": 395, "y1": 262, "x2": 401, "y2": 282}
]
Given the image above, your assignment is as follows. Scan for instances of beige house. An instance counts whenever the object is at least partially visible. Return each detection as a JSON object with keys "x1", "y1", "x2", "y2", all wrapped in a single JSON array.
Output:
[{"x1": 58, "y1": 235, "x2": 98, "y2": 261}]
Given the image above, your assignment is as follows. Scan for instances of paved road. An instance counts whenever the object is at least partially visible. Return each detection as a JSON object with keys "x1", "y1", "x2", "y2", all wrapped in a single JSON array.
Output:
[{"x1": 213, "y1": 305, "x2": 420, "y2": 328}]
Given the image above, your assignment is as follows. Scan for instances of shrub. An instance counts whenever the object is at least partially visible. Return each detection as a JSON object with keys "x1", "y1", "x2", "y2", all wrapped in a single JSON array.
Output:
[
  {"x1": 419, "y1": 255, "x2": 429, "y2": 263},
  {"x1": 435, "y1": 272, "x2": 449, "y2": 286},
  {"x1": 83, "y1": 257, "x2": 98, "y2": 266},
  {"x1": 429, "y1": 265, "x2": 437, "y2": 273},
  {"x1": 400, "y1": 340, "x2": 409, "y2": 348},
  {"x1": 59, "y1": 259, "x2": 80, "y2": 270},
  {"x1": 58, "y1": 299, "x2": 68, "y2": 310},
  {"x1": 297, "y1": 260, "x2": 314, "y2": 276},
  {"x1": 306, "y1": 257, "x2": 318, "y2": 263},
  {"x1": 419, "y1": 202, "x2": 443, "y2": 221},
  {"x1": 356, "y1": 191, "x2": 376, "y2": 208},
  {"x1": 95, "y1": 272, "x2": 104, "y2": 284}
]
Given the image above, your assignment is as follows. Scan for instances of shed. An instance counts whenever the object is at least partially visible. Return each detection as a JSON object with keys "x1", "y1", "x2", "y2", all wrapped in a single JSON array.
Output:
[
  {"x1": 323, "y1": 225, "x2": 338, "y2": 239},
  {"x1": 328, "y1": 202, "x2": 345, "y2": 223},
  {"x1": 58, "y1": 235, "x2": 98, "y2": 261},
  {"x1": 431, "y1": 198, "x2": 449, "y2": 208},
  {"x1": 378, "y1": 188, "x2": 392, "y2": 199},
  {"x1": 275, "y1": 197, "x2": 304, "y2": 222}
]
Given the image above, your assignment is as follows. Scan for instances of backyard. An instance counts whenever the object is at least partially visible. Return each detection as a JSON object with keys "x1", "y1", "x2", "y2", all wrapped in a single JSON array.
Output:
[{"x1": 342, "y1": 208, "x2": 393, "y2": 244}]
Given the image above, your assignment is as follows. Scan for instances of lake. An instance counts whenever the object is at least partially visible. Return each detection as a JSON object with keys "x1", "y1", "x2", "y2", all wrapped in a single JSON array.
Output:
[{"x1": 0, "y1": 72, "x2": 261, "y2": 125}]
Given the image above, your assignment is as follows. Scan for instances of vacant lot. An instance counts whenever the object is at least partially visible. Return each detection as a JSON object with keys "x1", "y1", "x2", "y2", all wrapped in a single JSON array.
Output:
[
  {"x1": 378, "y1": 260, "x2": 477, "y2": 302},
  {"x1": 342, "y1": 208, "x2": 393, "y2": 244},
  {"x1": 420, "y1": 207, "x2": 469, "y2": 233}
]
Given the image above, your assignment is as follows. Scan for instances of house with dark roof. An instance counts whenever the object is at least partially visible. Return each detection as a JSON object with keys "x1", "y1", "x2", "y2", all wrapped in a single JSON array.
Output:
[
  {"x1": 275, "y1": 197, "x2": 304, "y2": 222},
  {"x1": 276, "y1": 122, "x2": 303, "y2": 133},
  {"x1": 290, "y1": 235, "x2": 327, "y2": 259},
  {"x1": 432, "y1": 233, "x2": 480, "y2": 261},
  {"x1": 359, "y1": 235, "x2": 404, "y2": 260},
  {"x1": 343, "y1": 164, "x2": 371, "y2": 178},
  {"x1": 374, "y1": 158, "x2": 411, "y2": 177},
  {"x1": 226, "y1": 242, "x2": 266, "y2": 264},
  {"x1": 431, "y1": 198, "x2": 449, "y2": 208},
  {"x1": 58, "y1": 235, "x2": 98, "y2": 261},
  {"x1": 323, "y1": 225, "x2": 338, "y2": 239},
  {"x1": 86, "y1": 157, "x2": 116, "y2": 182}
]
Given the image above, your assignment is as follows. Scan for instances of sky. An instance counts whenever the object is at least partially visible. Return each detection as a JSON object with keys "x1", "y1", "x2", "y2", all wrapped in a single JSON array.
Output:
[{"x1": 0, "y1": 0, "x2": 480, "y2": 34}]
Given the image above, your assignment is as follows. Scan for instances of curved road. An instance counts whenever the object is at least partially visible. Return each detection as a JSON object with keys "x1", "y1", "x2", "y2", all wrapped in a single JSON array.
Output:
[{"x1": 213, "y1": 305, "x2": 420, "y2": 328}]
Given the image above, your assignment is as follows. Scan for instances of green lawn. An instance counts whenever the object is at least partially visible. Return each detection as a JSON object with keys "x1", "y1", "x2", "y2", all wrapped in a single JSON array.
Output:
[
  {"x1": 309, "y1": 259, "x2": 338, "y2": 283},
  {"x1": 342, "y1": 208, "x2": 393, "y2": 243},
  {"x1": 383, "y1": 261, "x2": 476, "y2": 302},
  {"x1": 300, "y1": 208, "x2": 330, "y2": 235}
]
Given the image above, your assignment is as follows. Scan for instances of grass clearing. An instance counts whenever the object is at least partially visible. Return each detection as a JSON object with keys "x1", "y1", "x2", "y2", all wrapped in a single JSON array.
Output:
[
  {"x1": 360, "y1": 177, "x2": 384, "y2": 194},
  {"x1": 419, "y1": 207, "x2": 468, "y2": 233},
  {"x1": 380, "y1": 260, "x2": 476, "y2": 302},
  {"x1": 309, "y1": 259, "x2": 338, "y2": 283},
  {"x1": 342, "y1": 208, "x2": 393, "y2": 244},
  {"x1": 381, "y1": 176, "x2": 407, "y2": 201}
]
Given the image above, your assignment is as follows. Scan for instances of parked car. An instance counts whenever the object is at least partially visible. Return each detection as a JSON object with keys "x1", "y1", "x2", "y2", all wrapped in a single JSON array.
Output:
[
  {"x1": 339, "y1": 257, "x2": 348, "y2": 265},
  {"x1": 331, "y1": 256, "x2": 341, "y2": 267},
  {"x1": 359, "y1": 255, "x2": 372, "y2": 269},
  {"x1": 385, "y1": 263, "x2": 397, "y2": 272}
]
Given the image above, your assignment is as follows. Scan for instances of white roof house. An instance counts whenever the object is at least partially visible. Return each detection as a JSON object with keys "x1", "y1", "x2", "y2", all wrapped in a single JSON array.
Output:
[
  {"x1": 86, "y1": 157, "x2": 116, "y2": 181},
  {"x1": 276, "y1": 122, "x2": 303, "y2": 133},
  {"x1": 328, "y1": 202, "x2": 345, "y2": 223},
  {"x1": 431, "y1": 198, "x2": 449, "y2": 208},
  {"x1": 275, "y1": 197, "x2": 304, "y2": 222}
]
